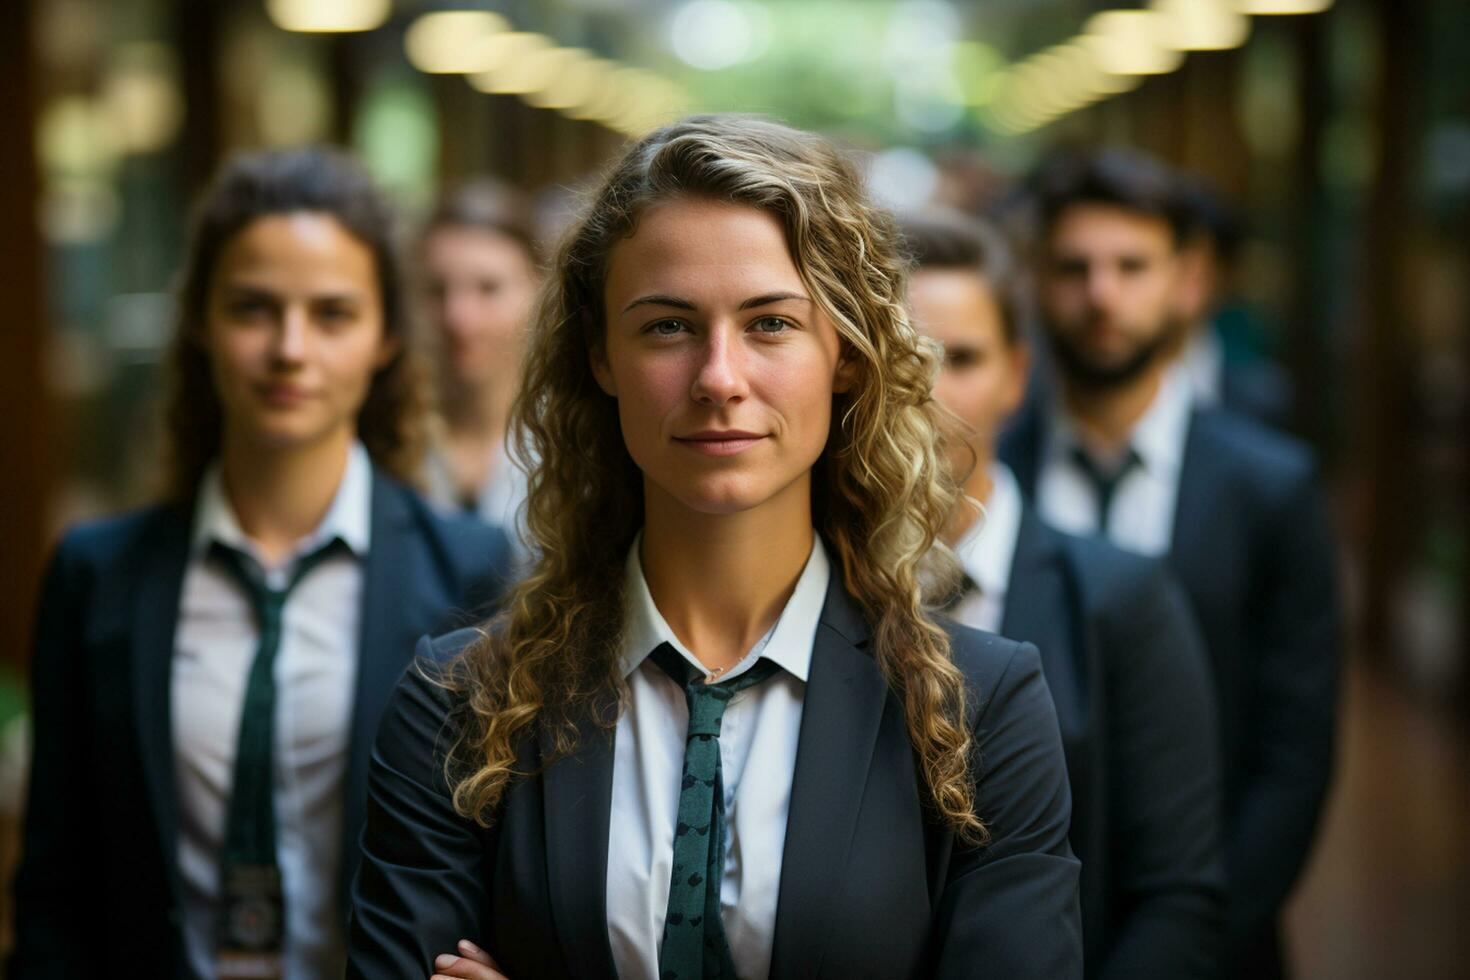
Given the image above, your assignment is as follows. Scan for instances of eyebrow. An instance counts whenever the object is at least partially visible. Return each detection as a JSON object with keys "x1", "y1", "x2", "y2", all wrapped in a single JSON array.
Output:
[
  {"x1": 219, "y1": 282, "x2": 365, "y2": 302},
  {"x1": 619, "y1": 291, "x2": 813, "y2": 315}
]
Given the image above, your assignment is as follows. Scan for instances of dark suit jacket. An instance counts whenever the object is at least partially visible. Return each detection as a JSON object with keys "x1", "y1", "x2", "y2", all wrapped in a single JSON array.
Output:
[
  {"x1": 9, "y1": 473, "x2": 513, "y2": 980},
  {"x1": 1001, "y1": 405, "x2": 1340, "y2": 978},
  {"x1": 1220, "y1": 359, "x2": 1293, "y2": 433},
  {"x1": 997, "y1": 509, "x2": 1224, "y2": 979},
  {"x1": 347, "y1": 577, "x2": 1083, "y2": 979}
]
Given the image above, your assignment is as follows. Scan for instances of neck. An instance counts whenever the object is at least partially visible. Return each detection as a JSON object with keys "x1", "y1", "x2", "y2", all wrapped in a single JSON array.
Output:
[
  {"x1": 219, "y1": 427, "x2": 353, "y2": 567},
  {"x1": 1062, "y1": 360, "x2": 1166, "y2": 456},
  {"x1": 441, "y1": 372, "x2": 515, "y2": 442},
  {"x1": 640, "y1": 476, "x2": 814, "y2": 673},
  {"x1": 946, "y1": 441, "x2": 996, "y2": 544}
]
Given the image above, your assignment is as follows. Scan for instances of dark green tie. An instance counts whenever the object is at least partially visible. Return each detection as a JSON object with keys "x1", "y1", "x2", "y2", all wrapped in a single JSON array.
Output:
[
  {"x1": 647, "y1": 643, "x2": 782, "y2": 980},
  {"x1": 208, "y1": 538, "x2": 346, "y2": 972},
  {"x1": 1069, "y1": 445, "x2": 1142, "y2": 535}
]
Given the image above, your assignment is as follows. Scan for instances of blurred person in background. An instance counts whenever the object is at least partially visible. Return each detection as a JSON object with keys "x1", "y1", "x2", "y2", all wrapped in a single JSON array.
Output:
[
  {"x1": 348, "y1": 115, "x2": 1082, "y2": 980},
  {"x1": 10, "y1": 147, "x2": 514, "y2": 979},
  {"x1": 1172, "y1": 177, "x2": 1293, "y2": 430},
  {"x1": 1001, "y1": 149, "x2": 1340, "y2": 980},
  {"x1": 418, "y1": 180, "x2": 541, "y2": 557},
  {"x1": 903, "y1": 207, "x2": 1225, "y2": 979}
]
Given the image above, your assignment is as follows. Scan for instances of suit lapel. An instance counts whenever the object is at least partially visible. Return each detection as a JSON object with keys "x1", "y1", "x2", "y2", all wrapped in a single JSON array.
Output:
[
  {"x1": 129, "y1": 506, "x2": 191, "y2": 903},
  {"x1": 1169, "y1": 410, "x2": 1213, "y2": 571},
  {"x1": 1001, "y1": 510, "x2": 1085, "y2": 730},
  {"x1": 769, "y1": 579, "x2": 887, "y2": 980},
  {"x1": 998, "y1": 400, "x2": 1044, "y2": 500},
  {"x1": 340, "y1": 475, "x2": 424, "y2": 896},
  {"x1": 541, "y1": 697, "x2": 620, "y2": 978}
]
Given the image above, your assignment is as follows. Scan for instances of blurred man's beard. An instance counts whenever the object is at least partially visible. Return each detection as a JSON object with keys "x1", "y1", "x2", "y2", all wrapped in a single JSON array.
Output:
[{"x1": 1048, "y1": 317, "x2": 1179, "y2": 391}]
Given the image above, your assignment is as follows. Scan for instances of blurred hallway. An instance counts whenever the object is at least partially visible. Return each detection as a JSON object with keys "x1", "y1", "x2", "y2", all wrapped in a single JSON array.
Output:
[{"x1": 1288, "y1": 661, "x2": 1470, "y2": 979}]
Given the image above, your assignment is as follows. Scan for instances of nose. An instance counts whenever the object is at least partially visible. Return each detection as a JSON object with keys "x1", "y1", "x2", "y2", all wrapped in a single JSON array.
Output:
[
  {"x1": 442, "y1": 289, "x2": 480, "y2": 339},
  {"x1": 1085, "y1": 265, "x2": 1119, "y2": 310},
  {"x1": 272, "y1": 305, "x2": 310, "y2": 366},
  {"x1": 689, "y1": 325, "x2": 749, "y2": 407}
]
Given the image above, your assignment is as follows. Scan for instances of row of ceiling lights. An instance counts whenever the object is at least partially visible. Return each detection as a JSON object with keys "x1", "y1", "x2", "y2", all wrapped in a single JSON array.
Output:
[
  {"x1": 264, "y1": 2, "x2": 687, "y2": 136},
  {"x1": 987, "y1": 0, "x2": 1334, "y2": 134}
]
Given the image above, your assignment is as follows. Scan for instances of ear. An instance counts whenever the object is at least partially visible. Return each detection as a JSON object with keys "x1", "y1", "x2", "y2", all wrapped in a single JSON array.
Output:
[
  {"x1": 590, "y1": 344, "x2": 617, "y2": 397},
  {"x1": 374, "y1": 332, "x2": 402, "y2": 370},
  {"x1": 1001, "y1": 342, "x2": 1032, "y2": 416},
  {"x1": 832, "y1": 347, "x2": 859, "y2": 394}
]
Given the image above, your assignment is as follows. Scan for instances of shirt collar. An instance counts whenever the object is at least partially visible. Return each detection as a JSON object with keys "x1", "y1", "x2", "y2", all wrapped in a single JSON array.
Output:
[
  {"x1": 189, "y1": 441, "x2": 374, "y2": 564},
  {"x1": 951, "y1": 462, "x2": 1023, "y2": 603},
  {"x1": 1181, "y1": 327, "x2": 1223, "y2": 404},
  {"x1": 1045, "y1": 365, "x2": 1194, "y2": 477},
  {"x1": 620, "y1": 531, "x2": 832, "y2": 684}
]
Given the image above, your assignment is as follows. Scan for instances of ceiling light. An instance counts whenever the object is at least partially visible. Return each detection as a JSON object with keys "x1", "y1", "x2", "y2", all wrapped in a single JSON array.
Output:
[
  {"x1": 465, "y1": 33, "x2": 554, "y2": 93},
  {"x1": 1152, "y1": 0, "x2": 1252, "y2": 50},
  {"x1": 404, "y1": 11, "x2": 510, "y2": 73},
  {"x1": 265, "y1": 0, "x2": 390, "y2": 33},
  {"x1": 1084, "y1": 9, "x2": 1184, "y2": 75},
  {"x1": 1234, "y1": 0, "x2": 1333, "y2": 13}
]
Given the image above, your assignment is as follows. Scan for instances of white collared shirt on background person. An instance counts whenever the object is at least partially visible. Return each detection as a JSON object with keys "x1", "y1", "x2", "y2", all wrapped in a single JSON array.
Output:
[
  {"x1": 423, "y1": 437, "x2": 531, "y2": 560},
  {"x1": 1036, "y1": 365, "x2": 1195, "y2": 558},
  {"x1": 948, "y1": 462, "x2": 1025, "y2": 634},
  {"x1": 1179, "y1": 325, "x2": 1224, "y2": 406},
  {"x1": 173, "y1": 441, "x2": 373, "y2": 979},
  {"x1": 606, "y1": 534, "x2": 832, "y2": 980}
]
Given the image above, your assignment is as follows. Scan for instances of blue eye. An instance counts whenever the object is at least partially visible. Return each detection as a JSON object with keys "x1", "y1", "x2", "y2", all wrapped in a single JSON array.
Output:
[
  {"x1": 752, "y1": 316, "x2": 790, "y2": 334},
  {"x1": 647, "y1": 319, "x2": 687, "y2": 336}
]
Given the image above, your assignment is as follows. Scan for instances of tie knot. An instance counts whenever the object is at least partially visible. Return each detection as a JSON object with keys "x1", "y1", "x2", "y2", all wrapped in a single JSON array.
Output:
[
  {"x1": 1070, "y1": 444, "x2": 1141, "y2": 488},
  {"x1": 208, "y1": 538, "x2": 346, "y2": 619},
  {"x1": 646, "y1": 643, "x2": 782, "y2": 736}
]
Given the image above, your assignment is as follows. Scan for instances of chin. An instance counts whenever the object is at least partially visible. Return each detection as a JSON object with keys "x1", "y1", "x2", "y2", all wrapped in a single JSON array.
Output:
[
  {"x1": 240, "y1": 417, "x2": 339, "y2": 453},
  {"x1": 664, "y1": 474, "x2": 780, "y2": 517},
  {"x1": 453, "y1": 359, "x2": 495, "y2": 385}
]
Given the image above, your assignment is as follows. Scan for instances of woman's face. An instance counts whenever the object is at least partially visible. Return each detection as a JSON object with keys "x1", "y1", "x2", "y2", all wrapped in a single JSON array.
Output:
[
  {"x1": 595, "y1": 197, "x2": 852, "y2": 519},
  {"x1": 908, "y1": 267, "x2": 1028, "y2": 466},
  {"x1": 203, "y1": 211, "x2": 396, "y2": 454},
  {"x1": 420, "y1": 226, "x2": 538, "y2": 386}
]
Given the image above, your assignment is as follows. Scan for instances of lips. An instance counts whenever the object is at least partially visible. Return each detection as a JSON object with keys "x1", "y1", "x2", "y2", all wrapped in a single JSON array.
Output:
[
  {"x1": 257, "y1": 383, "x2": 315, "y2": 407},
  {"x1": 673, "y1": 429, "x2": 767, "y2": 457}
]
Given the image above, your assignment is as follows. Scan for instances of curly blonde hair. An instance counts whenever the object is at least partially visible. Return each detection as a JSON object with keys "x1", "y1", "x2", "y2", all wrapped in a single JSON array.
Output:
[{"x1": 446, "y1": 115, "x2": 983, "y2": 843}]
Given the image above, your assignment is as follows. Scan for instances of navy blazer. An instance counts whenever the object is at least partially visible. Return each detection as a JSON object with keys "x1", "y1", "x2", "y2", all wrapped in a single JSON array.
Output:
[
  {"x1": 1001, "y1": 404, "x2": 1340, "y2": 978},
  {"x1": 997, "y1": 508, "x2": 1224, "y2": 979},
  {"x1": 347, "y1": 577, "x2": 1084, "y2": 979},
  {"x1": 9, "y1": 473, "x2": 513, "y2": 980},
  {"x1": 1220, "y1": 359, "x2": 1293, "y2": 433}
]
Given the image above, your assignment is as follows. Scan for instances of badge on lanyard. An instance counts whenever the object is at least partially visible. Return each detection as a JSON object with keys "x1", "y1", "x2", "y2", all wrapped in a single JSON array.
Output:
[{"x1": 216, "y1": 863, "x2": 285, "y2": 980}]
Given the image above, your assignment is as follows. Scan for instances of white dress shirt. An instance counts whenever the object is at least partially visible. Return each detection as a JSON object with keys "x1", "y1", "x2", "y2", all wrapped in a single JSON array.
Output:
[
  {"x1": 1179, "y1": 326, "x2": 1224, "y2": 406},
  {"x1": 949, "y1": 462, "x2": 1025, "y2": 634},
  {"x1": 1037, "y1": 366, "x2": 1195, "y2": 557},
  {"x1": 423, "y1": 437, "x2": 530, "y2": 559},
  {"x1": 606, "y1": 534, "x2": 831, "y2": 980},
  {"x1": 172, "y1": 442, "x2": 372, "y2": 980}
]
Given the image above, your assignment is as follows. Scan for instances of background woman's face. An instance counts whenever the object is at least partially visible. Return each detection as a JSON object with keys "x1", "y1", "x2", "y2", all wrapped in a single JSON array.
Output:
[
  {"x1": 420, "y1": 226, "x2": 538, "y2": 387},
  {"x1": 203, "y1": 211, "x2": 395, "y2": 454},
  {"x1": 908, "y1": 267, "x2": 1028, "y2": 465},
  {"x1": 595, "y1": 197, "x2": 850, "y2": 519}
]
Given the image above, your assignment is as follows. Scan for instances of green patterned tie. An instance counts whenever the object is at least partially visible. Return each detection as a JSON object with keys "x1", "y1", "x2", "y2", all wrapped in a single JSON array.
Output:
[
  {"x1": 208, "y1": 538, "x2": 346, "y2": 977},
  {"x1": 647, "y1": 643, "x2": 781, "y2": 980}
]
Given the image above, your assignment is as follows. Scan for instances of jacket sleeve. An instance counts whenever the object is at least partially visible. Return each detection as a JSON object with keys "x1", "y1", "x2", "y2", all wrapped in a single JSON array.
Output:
[
  {"x1": 930, "y1": 641, "x2": 1084, "y2": 980},
  {"x1": 346, "y1": 637, "x2": 496, "y2": 979},
  {"x1": 1096, "y1": 563, "x2": 1226, "y2": 980},
  {"x1": 8, "y1": 535, "x2": 92, "y2": 979},
  {"x1": 1228, "y1": 465, "x2": 1340, "y2": 949}
]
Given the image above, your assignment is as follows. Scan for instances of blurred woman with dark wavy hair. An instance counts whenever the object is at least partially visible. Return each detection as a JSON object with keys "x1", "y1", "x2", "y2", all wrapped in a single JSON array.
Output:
[
  {"x1": 416, "y1": 179, "x2": 541, "y2": 557},
  {"x1": 11, "y1": 147, "x2": 512, "y2": 980},
  {"x1": 349, "y1": 115, "x2": 1082, "y2": 980}
]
